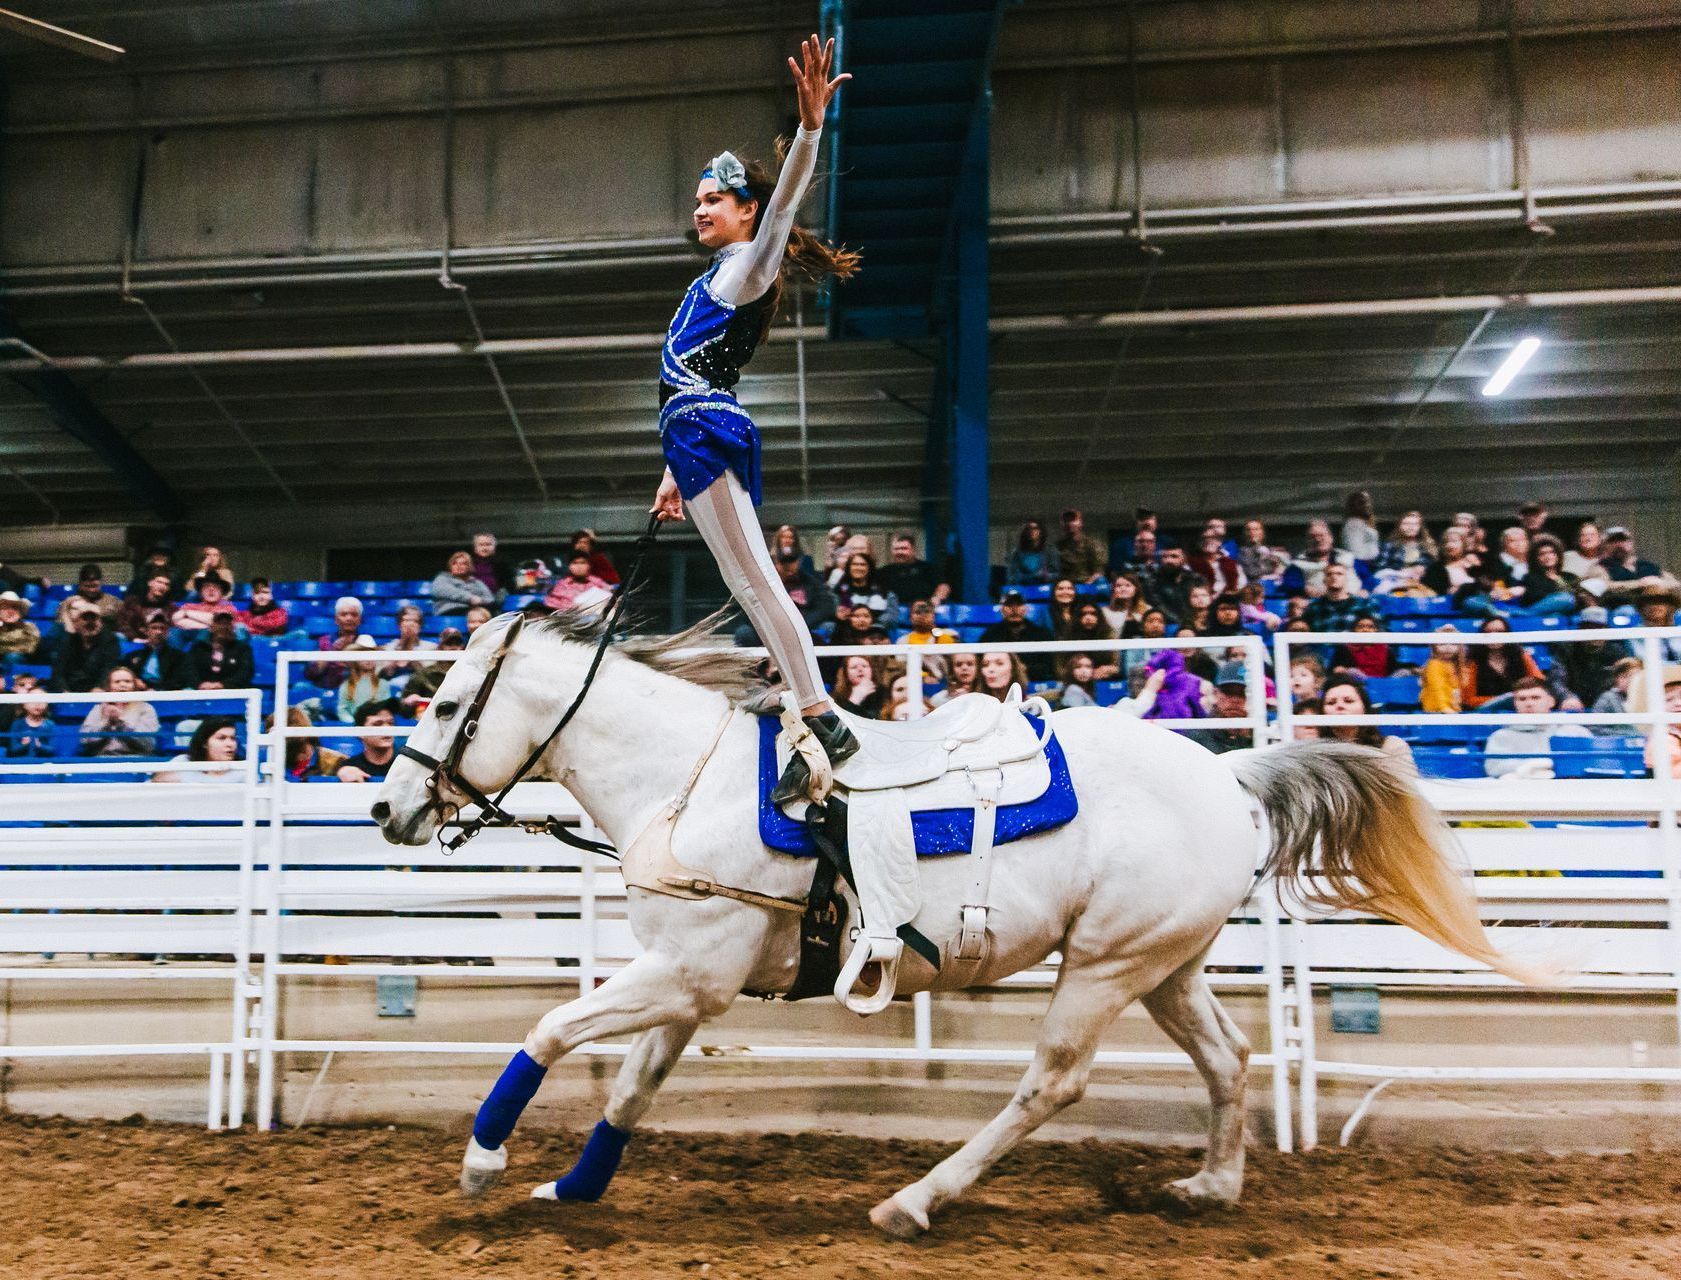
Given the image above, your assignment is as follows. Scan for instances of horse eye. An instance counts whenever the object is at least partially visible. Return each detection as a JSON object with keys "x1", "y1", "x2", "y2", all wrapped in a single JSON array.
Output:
[{"x1": 435, "y1": 701, "x2": 459, "y2": 718}]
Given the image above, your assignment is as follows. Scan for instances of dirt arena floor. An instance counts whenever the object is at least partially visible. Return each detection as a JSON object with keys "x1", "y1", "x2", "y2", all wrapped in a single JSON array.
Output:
[{"x1": 3, "y1": 1113, "x2": 1679, "y2": 1279}]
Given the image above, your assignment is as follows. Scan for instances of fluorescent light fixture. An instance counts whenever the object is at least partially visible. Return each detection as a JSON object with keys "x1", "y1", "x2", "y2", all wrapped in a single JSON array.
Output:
[{"x1": 1481, "y1": 336, "x2": 1542, "y2": 397}]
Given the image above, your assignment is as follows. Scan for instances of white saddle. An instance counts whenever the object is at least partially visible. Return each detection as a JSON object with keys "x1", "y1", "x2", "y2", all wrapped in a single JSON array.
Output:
[{"x1": 776, "y1": 687, "x2": 1055, "y2": 1017}]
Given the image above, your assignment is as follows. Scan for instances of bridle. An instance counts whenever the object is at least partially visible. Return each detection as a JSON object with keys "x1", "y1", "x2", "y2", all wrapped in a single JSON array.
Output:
[{"x1": 396, "y1": 517, "x2": 659, "y2": 855}]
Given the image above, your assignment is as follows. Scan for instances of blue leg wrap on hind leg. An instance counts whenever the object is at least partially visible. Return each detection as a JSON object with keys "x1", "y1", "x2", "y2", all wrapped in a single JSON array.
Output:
[
  {"x1": 542, "y1": 1119, "x2": 632, "y2": 1202},
  {"x1": 473, "y1": 1049, "x2": 547, "y2": 1150}
]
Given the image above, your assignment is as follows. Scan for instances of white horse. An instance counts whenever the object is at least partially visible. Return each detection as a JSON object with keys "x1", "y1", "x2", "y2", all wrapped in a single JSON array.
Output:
[{"x1": 372, "y1": 612, "x2": 1537, "y2": 1238}]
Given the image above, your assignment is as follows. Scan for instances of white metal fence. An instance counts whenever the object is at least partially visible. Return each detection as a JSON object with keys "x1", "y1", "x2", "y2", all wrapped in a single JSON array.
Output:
[{"x1": 2, "y1": 628, "x2": 1678, "y2": 1151}]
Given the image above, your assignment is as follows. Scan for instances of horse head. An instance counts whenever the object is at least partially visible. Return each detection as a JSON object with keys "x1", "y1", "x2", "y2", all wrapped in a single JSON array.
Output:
[{"x1": 373, "y1": 612, "x2": 539, "y2": 846}]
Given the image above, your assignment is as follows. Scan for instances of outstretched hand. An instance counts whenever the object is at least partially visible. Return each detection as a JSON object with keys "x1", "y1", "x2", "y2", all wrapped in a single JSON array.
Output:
[{"x1": 789, "y1": 34, "x2": 849, "y2": 131}]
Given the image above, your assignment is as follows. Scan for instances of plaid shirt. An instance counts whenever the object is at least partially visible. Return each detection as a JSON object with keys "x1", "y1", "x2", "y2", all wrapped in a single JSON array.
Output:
[{"x1": 1302, "y1": 593, "x2": 1381, "y2": 633}]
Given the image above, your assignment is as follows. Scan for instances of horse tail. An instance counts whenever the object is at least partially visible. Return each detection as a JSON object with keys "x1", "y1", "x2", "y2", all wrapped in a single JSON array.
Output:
[{"x1": 1228, "y1": 741, "x2": 1553, "y2": 986}]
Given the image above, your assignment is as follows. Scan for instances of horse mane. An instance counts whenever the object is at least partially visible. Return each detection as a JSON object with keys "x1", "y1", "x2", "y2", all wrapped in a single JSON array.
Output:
[{"x1": 524, "y1": 605, "x2": 769, "y2": 703}]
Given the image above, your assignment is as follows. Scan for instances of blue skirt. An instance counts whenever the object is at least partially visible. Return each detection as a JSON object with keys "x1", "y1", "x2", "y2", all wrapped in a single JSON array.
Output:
[{"x1": 659, "y1": 389, "x2": 762, "y2": 506}]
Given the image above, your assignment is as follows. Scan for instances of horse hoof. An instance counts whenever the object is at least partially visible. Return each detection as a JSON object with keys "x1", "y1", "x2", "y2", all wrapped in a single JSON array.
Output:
[
  {"x1": 529, "y1": 1183, "x2": 558, "y2": 1201},
  {"x1": 1165, "y1": 1172, "x2": 1240, "y2": 1207},
  {"x1": 869, "y1": 1193, "x2": 929, "y2": 1240},
  {"x1": 460, "y1": 1137, "x2": 508, "y2": 1198}
]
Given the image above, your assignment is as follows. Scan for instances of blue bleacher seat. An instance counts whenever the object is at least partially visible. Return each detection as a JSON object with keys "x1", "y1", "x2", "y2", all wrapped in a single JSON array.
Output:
[
  {"x1": 360, "y1": 617, "x2": 398, "y2": 639},
  {"x1": 1411, "y1": 746, "x2": 1486, "y2": 779},
  {"x1": 943, "y1": 604, "x2": 1001, "y2": 626},
  {"x1": 1378, "y1": 596, "x2": 1452, "y2": 617},
  {"x1": 1094, "y1": 679, "x2": 1126, "y2": 707},
  {"x1": 1014, "y1": 584, "x2": 1051, "y2": 601},
  {"x1": 1362, "y1": 675, "x2": 1421, "y2": 709},
  {"x1": 1550, "y1": 735, "x2": 1648, "y2": 779}
]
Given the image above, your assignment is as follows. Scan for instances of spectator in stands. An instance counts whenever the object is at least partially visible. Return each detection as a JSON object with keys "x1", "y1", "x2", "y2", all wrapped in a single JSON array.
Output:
[
  {"x1": 978, "y1": 650, "x2": 1030, "y2": 702},
  {"x1": 1185, "y1": 661, "x2": 1252, "y2": 755},
  {"x1": 1340, "y1": 490, "x2": 1381, "y2": 562},
  {"x1": 239, "y1": 578, "x2": 291, "y2": 637},
  {"x1": 1235, "y1": 519, "x2": 1273, "y2": 583},
  {"x1": 1563, "y1": 521, "x2": 1610, "y2": 586},
  {"x1": 334, "y1": 699, "x2": 399, "y2": 782},
  {"x1": 1047, "y1": 578, "x2": 1080, "y2": 635},
  {"x1": 568, "y1": 529, "x2": 618, "y2": 586},
  {"x1": 307, "y1": 596, "x2": 365, "y2": 689},
  {"x1": 0, "y1": 591, "x2": 40, "y2": 659},
  {"x1": 1102, "y1": 573, "x2": 1149, "y2": 636},
  {"x1": 774, "y1": 549, "x2": 836, "y2": 634},
  {"x1": 185, "y1": 612, "x2": 255, "y2": 690},
  {"x1": 1065, "y1": 603, "x2": 1119, "y2": 679},
  {"x1": 155, "y1": 716, "x2": 243, "y2": 784},
  {"x1": 878, "y1": 532, "x2": 950, "y2": 606},
  {"x1": 126, "y1": 546, "x2": 175, "y2": 598},
  {"x1": 822, "y1": 525, "x2": 851, "y2": 576},
  {"x1": 1117, "y1": 528, "x2": 1158, "y2": 582},
  {"x1": 1636, "y1": 583, "x2": 1681, "y2": 640},
  {"x1": 1110, "y1": 507, "x2": 1172, "y2": 569},
  {"x1": 432, "y1": 550, "x2": 498, "y2": 615},
  {"x1": 1237, "y1": 583, "x2": 1281, "y2": 632},
  {"x1": 77, "y1": 665, "x2": 159, "y2": 757},
  {"x1": 118, "y1": 571, "x2": 177, "y2": 641},
  {"x1": 1284, "y1": 519, "x2": 1353, "y2": 597},
  {"x1": 1180, "y1": 582, "x2": 1214, "y2": 634},
  {"x1": 379, "y1": 604, "x2": 427, "y2": 679},
  {"x1": 1518, "y1": 500, "x2": 1550, "y2": 538},
  {"x1": 190, "y1": 547, "x2": 235, "y2": 595},
  {"x1": 461, "y1": 532, "x2": 509, "y2": 600},
  {"x1": 1057, "y1": 654, "x2": 1101, "y2": 708},
  {"x1": 1055, "y1": 509, "x2": 1107, "y2": 585},
  {"x1": 770, "y1": 525, "x2": 813, "y2": 576},
  {"x1": 277, "y1": 706, "x2": 349, "y2": 781},
  {"x1": 1288, "y1": 654, "x2": 1325, "y2": 705},
  {"x1": 825, "y1": 534, "x2": 874, "y2": 588},
  {"x1": 1488, "y1": 527, "x2": 1532, "y2": 592},
  {"x1": 401, "y1": 627, "x2": 464, "y2": 711},
  {"x1": 464, "y1": 604, "x2": 493, "y2": 639},
  {"x1": 1519, "y1": 535, "x2": 1584, "y2": 616},
  {"x1": 55, "y1": 564, "x2": 122, "y2": 630},
  {"x1": 1202, "y1": 593, "x2": 1249, "y2": 641},
  {"x1": 544, "y1": 550, "x2": 613, "y2": 612},
  {"x1": 1302, "y1": 563, "x2": 1379, "y2": 632},
  {"x1": 1451, "y1": 512, "x2": 1487, "y2": 555},
  {"x1": 2, "y1": 682, "x2": 53, "y2": 758},
  {"x1": 1372, "y1": 511, "x2": 1437, "y2": 593},
  {"x1": 1419, "y1": 632, "x2": 1464, "y2": 714},
  {"x1": 0, "y1": 670, "x2": 38, "y2": 735},
  {"x1": 1005, "y1": 520, "x2": 1060, "y2": 586},
  {"x1": 51, "y1": 602, "x2": 121, "y2": 693},
  {"x1": 1289, "y1": 696, "x2": 1323, "y2": 740},
  {"x1": 122, "y1": 613, "x2": 187, "y2": 691},
  {"x1": 903, "y1": 599, "x2": 957, "y2": 646},
  {"x1": 170, "y1": 576, "x2": 238, "y2": 634},
  {"x1": 833, "y1": 552, "x2": 898, "y2": 627},
  {"x1": 822, "y1": 602, "x2": 877, "y2": 647},
  {"x1": 1145, "y1": 546, "x2": 1206, "y2": 625},
  {"x1": 979, "y1": 589, "x2": 1055, "y2": 681},
  {"x1": 1332, "y1": 614, "x2": 1392, "y2": 679},
  {"x1": 1317, "y1": 673, "x2": 1414, "y2": 768},
  {"x1": 1483, "y1": 677, "x2": 1589, "y2": 778},
  {"x1": 336, "y1": 636, "x2": 391, "y2": 722},
  {"x1": 933, "y1": 651, "x2": 979, "y2": 704},
  {"x1": 1463, "y1": 616, "x2": 1542, "y2": 709},
  {"x1": 1600, "y1": 526, "x2": 1669, "y2": 598},
  {"x1": 831, "y1": 654, "x2": 886, "y2": 718},
  {"x1": 1587, "y1": 656, "x2": 1642, "y2": 727},
  {"x1": 1188, "y1": 531, "x2": 1245, "y2": 597}
]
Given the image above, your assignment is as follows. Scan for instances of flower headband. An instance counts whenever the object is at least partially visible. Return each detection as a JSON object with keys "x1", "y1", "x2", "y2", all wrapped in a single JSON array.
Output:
[{"x1": 701, "y1": 150, "x2": 752, "y2": 200}]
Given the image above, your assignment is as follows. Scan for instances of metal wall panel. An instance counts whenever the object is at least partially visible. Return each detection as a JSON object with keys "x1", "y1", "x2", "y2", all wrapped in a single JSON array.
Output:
[{"x1": 1526, "y1": 33, "x2": 1681, "y2": 184}]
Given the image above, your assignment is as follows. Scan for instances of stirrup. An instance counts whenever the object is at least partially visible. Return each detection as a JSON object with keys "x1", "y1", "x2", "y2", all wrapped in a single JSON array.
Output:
[
  {"x1": 772, "y1": 701, "x2": 859, "y2": 808},
  {"x1": 835, "y1": 931, "x2": 903, "y2": 1016}
]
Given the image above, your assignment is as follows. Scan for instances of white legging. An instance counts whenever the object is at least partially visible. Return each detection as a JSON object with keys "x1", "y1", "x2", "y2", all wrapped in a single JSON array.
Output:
[{"x1": 687, "y1": 470, "x2": 827, "y2": 710}]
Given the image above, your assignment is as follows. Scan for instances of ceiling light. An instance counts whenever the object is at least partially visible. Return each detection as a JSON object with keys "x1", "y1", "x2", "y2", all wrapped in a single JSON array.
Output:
[{"x1": 1481, "y1": 336, "x2": 1541, "y2": 397}]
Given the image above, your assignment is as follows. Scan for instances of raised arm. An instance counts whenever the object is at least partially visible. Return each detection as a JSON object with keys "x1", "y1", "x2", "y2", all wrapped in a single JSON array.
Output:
[{"x1": 710, "y1": 35, "x2": 849, "y2": 308}]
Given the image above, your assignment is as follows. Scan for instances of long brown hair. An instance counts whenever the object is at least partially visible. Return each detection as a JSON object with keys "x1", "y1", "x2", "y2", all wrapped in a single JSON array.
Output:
[{"x1": 734, "y1": 142, "x2": 861, "y2": 339}]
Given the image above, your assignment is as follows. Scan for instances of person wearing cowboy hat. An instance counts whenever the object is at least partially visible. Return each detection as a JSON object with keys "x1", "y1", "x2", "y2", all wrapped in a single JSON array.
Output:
[
  {"x1": 1634, "y1": 583, "x2": 1681, "y2": 661},
  {"x1": 0, "y1": 591, "x2": 40, "y2": 659}
]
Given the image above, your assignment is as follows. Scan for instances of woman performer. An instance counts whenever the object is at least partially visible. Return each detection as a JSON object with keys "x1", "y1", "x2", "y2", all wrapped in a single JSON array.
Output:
[{"x1": 651, "y1": 35, "x2": 860, "y2": 806}]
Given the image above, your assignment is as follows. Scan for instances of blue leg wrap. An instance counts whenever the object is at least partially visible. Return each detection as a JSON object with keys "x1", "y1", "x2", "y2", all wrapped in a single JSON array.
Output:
[
  {"x1": 541, "y1": 1119, "x2": 632, "y2": 1202},
  {"x1": 472, "y1": 1049, "x2": 547, "y2": 1150}
]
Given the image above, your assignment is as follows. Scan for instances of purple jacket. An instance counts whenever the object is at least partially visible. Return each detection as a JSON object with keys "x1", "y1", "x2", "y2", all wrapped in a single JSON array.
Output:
[{"x1": 1141, "y1": 649, "x2": 1207, "y2": 721}]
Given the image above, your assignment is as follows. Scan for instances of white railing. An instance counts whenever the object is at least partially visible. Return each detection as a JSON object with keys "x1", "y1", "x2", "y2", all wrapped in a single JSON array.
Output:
[
  {"x1": 3, "y1": 626, "x2": 1679, "y2": 1149},
  {"x1": 0, "y1": 686, "x2": 264, "y2": 1129},
  {"x1": 1273, "y1": 626, "x2": 1681, "y2": 1147}
]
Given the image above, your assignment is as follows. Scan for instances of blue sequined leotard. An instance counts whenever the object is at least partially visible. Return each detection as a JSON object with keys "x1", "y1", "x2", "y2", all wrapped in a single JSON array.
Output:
[{"x1": 658, "y1": 248, "x2": 772, "y2": 504}]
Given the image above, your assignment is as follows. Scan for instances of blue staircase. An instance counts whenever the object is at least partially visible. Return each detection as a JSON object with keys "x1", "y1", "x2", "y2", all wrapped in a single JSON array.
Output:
[{"x1": 825, "y1": 0, "x2": 1009, "y2": 338}]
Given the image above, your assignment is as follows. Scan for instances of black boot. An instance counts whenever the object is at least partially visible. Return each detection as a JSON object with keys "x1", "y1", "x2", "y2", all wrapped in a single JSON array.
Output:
[{"x1": 772, "y1": 711, "x2": 861, "y2": 808}]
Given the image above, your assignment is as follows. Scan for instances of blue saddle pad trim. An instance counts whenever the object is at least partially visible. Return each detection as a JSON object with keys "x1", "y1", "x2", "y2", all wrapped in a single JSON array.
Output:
[{"x1": 757, "y1": 713, "x2": 1078, "y2": 858}]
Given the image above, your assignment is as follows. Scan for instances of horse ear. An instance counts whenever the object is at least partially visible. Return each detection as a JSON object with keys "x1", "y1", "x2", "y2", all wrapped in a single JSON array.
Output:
[{"x1": 503, "y1": 613, "x2": 526, "y2": 647}]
